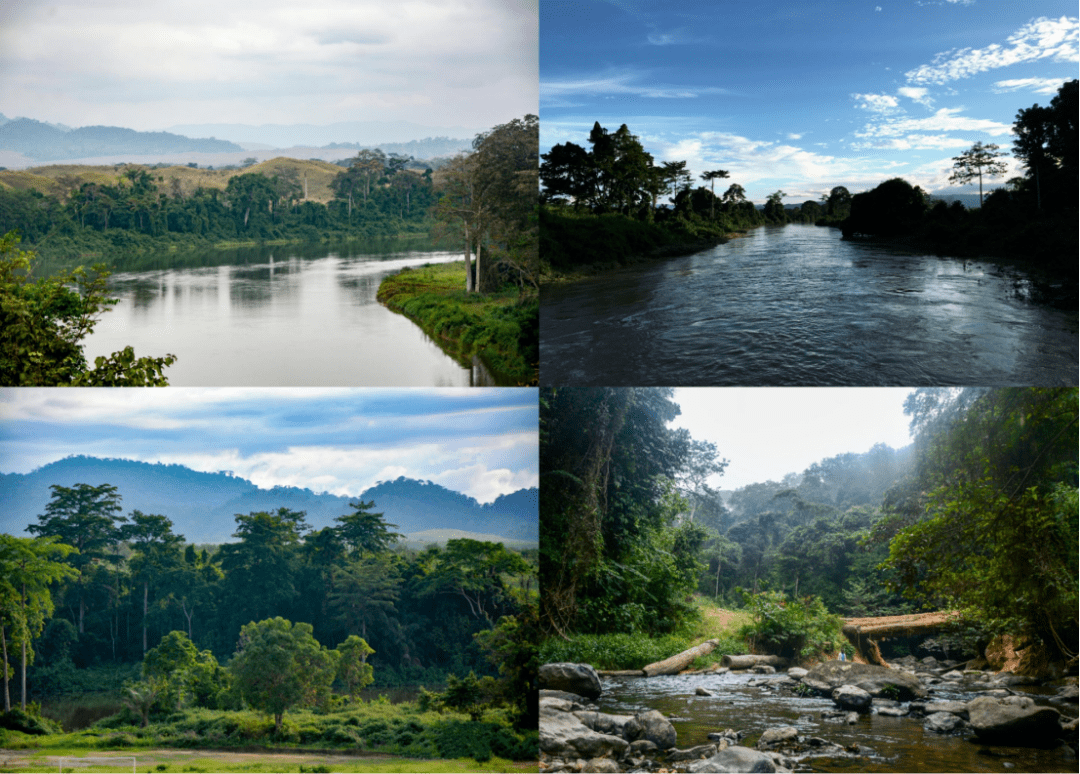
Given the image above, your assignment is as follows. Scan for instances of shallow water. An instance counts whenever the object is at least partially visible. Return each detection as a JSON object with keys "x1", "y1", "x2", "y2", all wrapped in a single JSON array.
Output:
[
  {"x1": 540, "y1": 225, "x2": 1078, "y2": 386},
  {"x1": 81, "y1": 247, "x2": 499, "y2": 386},
  {"x1": 596, "y1": 672, "x2": 1077, "y2": 773}
]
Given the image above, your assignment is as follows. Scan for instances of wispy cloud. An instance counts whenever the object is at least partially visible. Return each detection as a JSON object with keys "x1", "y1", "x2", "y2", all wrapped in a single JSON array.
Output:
[
  {"x1": 855, "y1": 107, "x2": 1014, "y2": 139},
  {"x1": 993, "y1": 77, "x2": 1071, "y2": 95},
  {"x1": 541, "y1": 69, "x2": 730, "y2": 107},
  {"x1": 897, "y1": 86, "x2": 934, "y2": 107},
  {"x1": 850, "y1": 134, "x2": 975, "y2": 151},
  {"x1": 905, "y1": 16, "x2": 1079, "y2": 85},
  {"x1": 852, "y1": 93, "x2": 901, "y2": 113}
]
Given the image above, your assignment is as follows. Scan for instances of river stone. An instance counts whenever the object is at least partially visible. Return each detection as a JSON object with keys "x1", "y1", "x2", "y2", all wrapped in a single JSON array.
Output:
[
  {"x1": 876, "y1": 706, "x2": 908, "y2": 717},
  {"x1": 925, "y1": 711, "x2": 966, "y2": 734},
  {"x1": 584, "y1": 758, "x2": 620, "y2": 773},
  {"x1": 541, "y1": 663, "x2": 603, "y2": 700},
  {"x1": 924, "y1": 701, "x2": 970, "y2": 719},
  {"x1": 576, "y1": 710, "x2": 642, "y2": 741},
  {"x1": 787, "y1": 667, "x2": 809, "y2": 679},
  {"x1": 968, "y1": 695, "x2": 1063, "y2": 744},
  {"x1": 541, "y1": 688, "x2": 594, "y2": 707},
  {"x1": 629, "y1": 738, "x2": 658, "y2": 755},
  {"x1": 756, "y1": 726, "x2": 799, "y2": 749},
  {"x1": 669, "y1": 744, "x2": 720, "y2": 761},
  {"x1": 636, "y1": 709, "x2": 677, "y2": 749},
  {"x1": 540, "y1": 705, "x2": 629, "y2": 759},
  {"x1": 688, "y1": 746, "x2": 778, "y2": 773},
  {"x1": 696, "y1": 687, "x2": 715, "y2": 696},
  {"x1": 804, "y1": 661, "x2": 928, "y2": 701},
  {"x1": 832, "y1": 684, "x2": 873, "y2": 712}
]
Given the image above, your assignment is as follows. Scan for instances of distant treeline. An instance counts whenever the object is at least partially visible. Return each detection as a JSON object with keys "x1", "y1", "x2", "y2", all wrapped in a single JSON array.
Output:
[
  {"x1": 0, "y1": 157, "x2": 438, "y2": 261},
  {"x1": 541, "y1": 80, "x2": 1077, "y2": 277}
]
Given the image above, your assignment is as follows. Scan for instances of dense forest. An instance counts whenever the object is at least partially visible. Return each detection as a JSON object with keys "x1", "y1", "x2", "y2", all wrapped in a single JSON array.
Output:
[
  {"x1": 0, "y1": 486, "x2": 538, "y2": 726},
  {"x1": 540, "y1": 80, "x2": 1077, "y2": 279},
  {"x1": 539, "y1": 387, "x2": 1078, "y2": 670}
]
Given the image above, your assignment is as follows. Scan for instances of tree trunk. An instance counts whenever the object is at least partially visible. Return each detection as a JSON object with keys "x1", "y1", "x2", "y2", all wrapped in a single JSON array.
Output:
[
  {"x1": 720, "y1": 654, "x2": 789, "y2": 669},
  {"x1": 642, "y1": 639, "x2": 719, "y2": 676},
  {"x1": 143, "y1": 581, "x2": 148, "y2": 656},
  {"x1": 20, "y1": 638, "x2": 26, "y2": 711},
  {"x1": 1, "y1": 624, "x2": 10, "y2": 711},
  {"x1": 464, "y1": 222, "x2": 474, "y2": 293}
]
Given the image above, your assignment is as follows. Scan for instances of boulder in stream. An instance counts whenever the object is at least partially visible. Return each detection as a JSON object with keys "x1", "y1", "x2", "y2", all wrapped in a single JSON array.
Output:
[
  {"x1": 802, "y1": 661, "x2": 928, "y2": 700},
  {"x1": 687, "y1": 745, "x2": 778, "y2": 773},
  {"x1": 832, "y1": 684, "x2": 872, "y2": 712},
  {"x1": 636, "y1": 708, "x2": 677, "y2": 749},
  {"x1": 540, "y1": 662, "x2": 603, "y2": 700},
  {"x1": 968, "y1": 695, "x2": 1063, "y2": 745}
]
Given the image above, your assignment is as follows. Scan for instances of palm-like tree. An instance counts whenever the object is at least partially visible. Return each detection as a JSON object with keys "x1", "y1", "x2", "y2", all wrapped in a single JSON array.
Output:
[{"x1": 700, "y1": 170, "x2": 730, "y2": 218}]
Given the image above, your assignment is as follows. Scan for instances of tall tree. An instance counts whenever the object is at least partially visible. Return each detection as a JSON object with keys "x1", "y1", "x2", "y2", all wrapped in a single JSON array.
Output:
[
  {"x1": 121, "y1": 511, "x2": 184, "y2": 656},
  {"x1": 334, "y1": 500, "x2": 400, "y2": 558},
  {"x1": 28, "y1": 483, "x2": 125, "y2": 633},
  {"x1": 949, "y1": 142, "x2": 1008, "y2": 206},
  {"x1": 700, "y1": 170, "x2": 729, "y2": 219}
]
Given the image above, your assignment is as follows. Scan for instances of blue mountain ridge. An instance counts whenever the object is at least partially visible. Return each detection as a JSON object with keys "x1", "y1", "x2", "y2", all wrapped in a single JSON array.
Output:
[{"x1": 0, "y1": 456, "x2": 537, "y2": 544}]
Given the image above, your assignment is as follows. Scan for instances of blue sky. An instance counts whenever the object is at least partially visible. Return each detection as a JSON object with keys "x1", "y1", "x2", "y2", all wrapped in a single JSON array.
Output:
[
  {"x1": 0, "y1": 388, "x2": 538, "y2": 503},
  {"x1": 541, "y1": 0, "x2": 1078, "y2": 203}
]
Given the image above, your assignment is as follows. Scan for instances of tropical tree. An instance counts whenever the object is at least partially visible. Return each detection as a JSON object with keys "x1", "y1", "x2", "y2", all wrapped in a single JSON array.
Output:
[
  {"x1": 0, "y1": 232, "x2": 176, "y2": 386},
  {"x1": 229, "y1": 617, "x2": 338, "y2": 732},
  {"x1": 334, "y1": 500, "x2": 400, "y2": 558},
  {"x1": 122, "y1": 511, "x2": 184, "y2": 656},
  {"x1": 949, "y1": 142, "x2": 1008, "y2": 206},
  {"x1": 700, "y1": 170, "x2": 730, "y2": 218},
  {"x1": 334, "y1": 634, "x2": 375, "y2": 700}
]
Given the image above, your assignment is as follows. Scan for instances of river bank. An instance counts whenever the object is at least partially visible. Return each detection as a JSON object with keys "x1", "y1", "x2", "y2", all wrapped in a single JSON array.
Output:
[
  {"x1": 540, "y1": 659, "x2": 1079, "y2": 773},
  {"x1": 377, "y1": 260, "x2": 539, "y2": 386},
  {"x1": 541, "y1": 233, "x2": 736, "y2": 285}
]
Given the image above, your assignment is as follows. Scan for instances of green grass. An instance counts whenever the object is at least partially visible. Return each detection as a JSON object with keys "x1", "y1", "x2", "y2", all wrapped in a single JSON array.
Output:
[{"x1": 377, "y1": 261, "x2": 538, "y2": 385}]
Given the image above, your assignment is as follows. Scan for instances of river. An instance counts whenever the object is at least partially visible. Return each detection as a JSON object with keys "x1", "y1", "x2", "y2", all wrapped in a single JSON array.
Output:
[
  {"x1": 540, "y1": 225, "x2": 1078, "y2": 386},
  {"x1": 595, "y1": 672, "x2": 1076, "y2": 773},
  {"x1": 80, "y1": 244, "x2": 500, "y2": 386}
]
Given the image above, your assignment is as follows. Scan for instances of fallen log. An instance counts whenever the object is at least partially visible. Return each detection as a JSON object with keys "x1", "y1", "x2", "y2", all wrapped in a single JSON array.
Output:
[
  {"x1": 598, "y1": 669, "x2": 646, "y2": 677},
  {"x1": 642, "y1": 639, "x2": 719, "y2": 676},
  {"x1": 720, "y1": 654, "x2": 789, "y2": 670}
]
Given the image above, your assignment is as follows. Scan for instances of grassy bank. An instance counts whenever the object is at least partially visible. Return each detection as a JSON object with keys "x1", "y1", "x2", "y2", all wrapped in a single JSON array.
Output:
[
  {"x1": 539, "y1": 601, "x2": 753, "y2": 671},
  {"x1": 540, "y1": 207, "x2": 730, "y2": 282},
  {"x1": 1, "y1": 701, "x2": 537, "y2": 770},
  {"x1": 377, "y1": 261, "x2": 538, "y2": 386}
]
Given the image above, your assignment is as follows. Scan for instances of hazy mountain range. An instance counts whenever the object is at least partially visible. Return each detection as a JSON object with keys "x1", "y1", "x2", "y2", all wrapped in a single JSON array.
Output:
[
  {"x1": 0, "y1": 114, "x2": 474, "y2": 169},
  {"x1": 0, "y1": 456, "x2": 537, "y2": 547}
]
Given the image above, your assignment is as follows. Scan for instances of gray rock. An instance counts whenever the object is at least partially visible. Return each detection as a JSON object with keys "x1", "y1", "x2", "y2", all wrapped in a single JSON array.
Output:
[
  {"x1": 832, "y1": 684, "x2": 873, "y2": 712},
  {"x1": 923, "y1": 700, "x2": 970, "y2": 719},
  {"x1": 876, "y1": 706, "x2": 908, "y2": 717},
  {"x1": 688, "y1": 746, "x2": 777, "y2": 773},
  {"x1": 541, "y1": 663, "x2": 603, "y2": 700},
  {"x1": 584, "y1": 758, "x2": 620, "y2": 772},
  {"x1": 925, "y1": 711, "x2": 966, "y2": 734},
  {"x1": 968, "y1": 695, "x2": 1063, "y2": 745},
  {"x1": 787, "y1": 667, "x2": 808, "y2": 679},
  {"x1": 753, "y1": 664, "x2": 777, "y2": 674},
  {"x1": 668, "y1": 744, "x2": 720, "y2": 762},
  {"x1": 756, "y1": 727, "x2": 799, "y2": 749},
  {"x1": 707, "y1": 729, "x2": 742, "y2": 744},
  {"x1": 636, "y1": 709, "x2": 677, "y2": 749},
  {"x1": 941, "y1": 670, "x2": 964, "y2": 680},
  {"x1": 540, "y1": 705, "x2": 628, "y2": 759},
  {"x1": 629, "y1": 739, "x2": 658, "y2": 755},
  {"x1": 696, "y1": 687, "x2": 715, "y2": 696},
  {"x1": 803, "y1": 661, "x2": 927, "y2": 701},
  {"x1": 575, "y1": 710, "x2": 642, "y2": 741}
]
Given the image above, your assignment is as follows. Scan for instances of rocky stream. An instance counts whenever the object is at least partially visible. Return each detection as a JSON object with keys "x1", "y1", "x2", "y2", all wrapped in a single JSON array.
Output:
[{"x1": 539, "y1": 658, "x2": 1079, "y2": 773}]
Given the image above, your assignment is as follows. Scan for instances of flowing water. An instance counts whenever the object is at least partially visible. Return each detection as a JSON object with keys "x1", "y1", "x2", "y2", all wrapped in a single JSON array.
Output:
[
  {"x1": 80, "y1": 245, "x2": 501, "y2": 386},
  {"x1": 597, "y1": 672, "x2": 1076, "y2": 773},
  {"x1": 541, "y1": 225, "x2": 1077, "y2": 386}
]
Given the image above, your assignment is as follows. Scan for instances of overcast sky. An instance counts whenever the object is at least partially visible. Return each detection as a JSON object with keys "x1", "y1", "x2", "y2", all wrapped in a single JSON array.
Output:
[
  {"x1": 542, "y1": 0, "x2": 1078, "y2": 202},
  {"x1": 0, "y1": 388, "x2": 539, "y2": 503},
  {"x1": 671, "y1": 387, "x2": 914, "y2": 490},
  {"x1": 0, "y1": 0, "x2": 537, "y2": 135}
]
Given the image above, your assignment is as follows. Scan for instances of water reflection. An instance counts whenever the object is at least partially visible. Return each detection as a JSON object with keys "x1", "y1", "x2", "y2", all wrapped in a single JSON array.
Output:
[
  {"x1": 540, "y1": 225, "x2": 1078, "y2": 386},
  {"x1": 83, "y1": 248, "x2": 490, "y2": 386}
]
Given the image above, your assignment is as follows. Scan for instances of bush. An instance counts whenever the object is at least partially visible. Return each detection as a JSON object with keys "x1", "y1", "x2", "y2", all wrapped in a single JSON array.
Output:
[
  {"x1": 538, "y1": 632, "x2": 691, "y2": 670},
  {"x1": 737, "y1": 591, "x2": 844, "y2": 661},
  {"x1": 0, "y1": 708, "x2": 63, "y2": 736}
]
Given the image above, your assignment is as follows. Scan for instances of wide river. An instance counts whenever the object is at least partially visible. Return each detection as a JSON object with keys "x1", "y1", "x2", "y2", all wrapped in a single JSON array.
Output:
[
  {"x1": 541, "y1": 225, "x2": 1077, "y2": 386},
  {"x1": 81, "y1": 245, "x2": 499, "y2": 386}
]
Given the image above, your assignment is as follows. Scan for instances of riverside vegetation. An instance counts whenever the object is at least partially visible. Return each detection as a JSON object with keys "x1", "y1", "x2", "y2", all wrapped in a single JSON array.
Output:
[
  {"x1": 540, "y1": 80, "x2": 1077, "y2": 291},
  {"x1": 0, "y1": 115, "x2": 539, "y2": 386},
  {"x1": 0, "y1": 492, "x2": 538, "y2": 767}
]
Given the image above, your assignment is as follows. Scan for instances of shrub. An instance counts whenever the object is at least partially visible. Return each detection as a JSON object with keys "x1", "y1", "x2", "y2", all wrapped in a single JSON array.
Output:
[
  {"x1": 737, "y1": 591, "x2": 844, "y2": 661},
  {"x1": 539, "y1": 632, "x2": 691, "y2": 670},
  {"x1": 0, "y1": 708, "x2": 63, "y2": 736}
]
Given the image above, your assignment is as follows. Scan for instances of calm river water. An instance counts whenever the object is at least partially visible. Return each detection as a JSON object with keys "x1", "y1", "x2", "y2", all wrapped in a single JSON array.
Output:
[
  {"x1": 81, "y1": 246, "x2": 497, "y2": 386},
  {"x1": 541, "y1": 225, "x2": 1077, "y2": 386},
  {"x1": 598, "y1": 673, "x2": 1076, "y2": 773}
]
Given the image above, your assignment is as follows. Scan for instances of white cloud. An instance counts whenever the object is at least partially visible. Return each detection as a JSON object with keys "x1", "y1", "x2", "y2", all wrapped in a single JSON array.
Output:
[
  {"x1": 787, "y1": 132, "x2": 803, "y2": 140},
  {"x1": 897, "y1": 86, "x2": 934, "y2": 107},
  {"x1": 905, "y1": 16, "x2": 1079, "y2": 85},
  {"x1": 541, "y1": 70, "x2": 729, "y2": 106},
  {"x1": 852, "y1": 93, "x2": 901, "y2": 113},
  {"x1": 850, "y1": 134, "x2": 976, "y2": 151},
  {"x1": 993, "y1": 77, "x2": 1071, "y2": 95},
  {"x1": 856, "y1": 107, "x2": 1013, "y2": 138}
]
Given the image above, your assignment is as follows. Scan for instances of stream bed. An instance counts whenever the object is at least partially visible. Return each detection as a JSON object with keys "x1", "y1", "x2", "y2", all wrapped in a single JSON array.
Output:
[{"x1": 593, "y1": 671, "x2": 1077, "y2": 773}]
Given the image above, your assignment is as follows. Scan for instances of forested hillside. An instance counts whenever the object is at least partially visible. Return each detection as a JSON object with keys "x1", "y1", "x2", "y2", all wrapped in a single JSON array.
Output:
[{"x1": 0, "y1": 456, "x2": 537, "y2": 544}]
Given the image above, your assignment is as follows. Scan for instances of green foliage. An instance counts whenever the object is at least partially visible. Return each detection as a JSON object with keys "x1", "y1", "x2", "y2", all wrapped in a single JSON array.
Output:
[
  {"x1": 334, "y1": 635, "x2": 375, "y2": 700},
  {"x1": 883, "y1": 388, "x2": 1078, "y2": 661},
  {"x1": 143, "y1": 631, "x2": 228, "y2": 711},
  {"x1": 0, "y1": 231, "x2": 176, "y2": 385},
  {"x1": 228, "y1": 618, "x2": 338, "y2": 731},
  {"x1": 0, "y1": 708, "x2": 63, "y2": 735},
  {"x1": 538, "y1": 632, "x2": 693, "y2": 670},
  {"x1": 737, "y1": 591, "x2": 845, "y2": 661}
]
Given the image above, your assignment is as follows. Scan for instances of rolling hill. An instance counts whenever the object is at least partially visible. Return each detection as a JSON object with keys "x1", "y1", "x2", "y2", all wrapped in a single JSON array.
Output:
[{"x1": 0, "y1": 456, "x2": 537, "y2": 546}]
